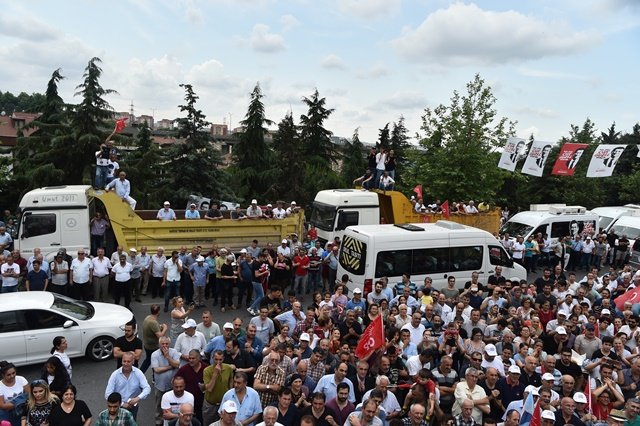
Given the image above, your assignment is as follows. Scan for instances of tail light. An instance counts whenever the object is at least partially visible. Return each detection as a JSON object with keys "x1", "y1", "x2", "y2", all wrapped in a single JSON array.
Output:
[{"x1": 364, "y1": 278, "x2": 373, "y2": 297}]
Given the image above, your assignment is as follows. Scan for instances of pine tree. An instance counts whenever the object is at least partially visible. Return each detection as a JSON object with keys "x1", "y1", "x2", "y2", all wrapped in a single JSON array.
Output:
[
  {"x1": 123, "y1": 122, "x2": 164, "y2": 208},
  {"x1": 271, "y1": 112, "x2": 305, "y2": 202},
  {"x1": 163, "y1": 84, "x2": 227, "y2": 205},
  {"x1": 389, "y1": 116, "x2": 410, "y2": 188},
  {"x1": 233, "y1": 82, "x2": 275, "y2": 198},
  {"x1": 300, "y1": 89, "x2": 336, "y2": 168},
  {"x1": 377, "y1": 123, "x2": 390, "y2": 150},
  {"x1": 341, "y1": 128, "x2": 366, "y2": 185}
]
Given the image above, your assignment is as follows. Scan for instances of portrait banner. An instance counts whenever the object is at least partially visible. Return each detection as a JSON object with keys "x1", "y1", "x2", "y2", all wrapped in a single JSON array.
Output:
[
  {"x1": 586, "y1": 144, "x2": 626, "y2": 177},
  {"x1": 498, "y1": 137, "x2": 526, "y2": 172},
  {"x1": 551, "y1": 143, "x2": 588, "y2": 176},
  {"x1": 521, "y1": 140, "x2": 554, "y2": 177}
]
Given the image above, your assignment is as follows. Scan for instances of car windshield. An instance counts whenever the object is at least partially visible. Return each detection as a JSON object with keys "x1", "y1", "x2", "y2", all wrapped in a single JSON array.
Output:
[
  {"x1": 309, "y1": 202, "x2": 336, "y2": 231},
  {"x1": 611, "y1": 224, "x2": 640, "y2": 240},
  {"x1": 500, "y1": 221, "x2": 533, "y2": 238},
  {"x1": 598, "y1": 216, "x2": 614, "y2": 231},
  {"x1": 51, "y1": 293, "x2": 94, "y2": 320}
]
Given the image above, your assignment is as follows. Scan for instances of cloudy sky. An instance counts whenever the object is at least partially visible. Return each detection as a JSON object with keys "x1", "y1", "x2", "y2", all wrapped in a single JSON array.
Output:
[{"x1": 1, "y1": 0, "x2": 638, "y2": 144}]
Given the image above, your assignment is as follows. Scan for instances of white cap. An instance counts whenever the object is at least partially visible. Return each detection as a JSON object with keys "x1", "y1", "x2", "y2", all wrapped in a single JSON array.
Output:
[
  {"x1": 190, "y1": 203, "x2": 196, "y2": 207},
  {"x1": 556, "y1": 326, "x2": 567, "y2": 335},
  {"x1": 470, "y1": 286, "x2": 478, "y2": 292},
  {"x1": 542, "y1": 372, "x2": 555, "y2": 381},
  {"x1": 291, "y1": 201, "x2": 297, "y2": 205},
  {"x1": 485, "y1": 344, "x2": 497, "y2": 357},
  {"x1": 223, "y1": 322, "x2": 234, "y2": 329},
  {"x1": 508, "y1": 365, "x2": 521, "y2": 374},
  {"x1": 164, "y1": 201, "x2": 170, "y2": 206},
  {"x1": 524, "y1": 385, "x2": 538, "y2": 396},
  {"x1": 220, "y1": 400, "x2": 238, "y2": 413},
  {"x1": 196, "y1": 256, "x2": 204, "y2": 262},
  {"x1": 267, "y1": 203, "x2": 272, "y2": 208},
  {"x1": 557, "y1": 310, "x2": 568, "y2": 317},
  {"x1": 353, "y1": 288, "x2": 362, "y2": 294},
  {"x1": 573, "y1": 392, "x2": 587, "y2": 404},
  {"x1": 251, "y1": 199, "x2": 257, "y2": 204},
  {"x1": 541, "y1": 410, "x2": 555, "y2": 420},
  {"x1": 282, "y1": 239, "x2": 288, "y2": 244},
  {"x1": 182, "y1": 318, "x2": 197, "y2": 329},
  {"x1": 240, "y1": 248, "x2": 248, "y2": 254},
  {"x1": 300, "y1": 333, "x2": 310, "y2": 341},
  {"x1": 601, "y1": 308, "x2": 611, "y2": 315},
  {"x1": 129, "y1": 248, "x2": 137, "y2": 253}
]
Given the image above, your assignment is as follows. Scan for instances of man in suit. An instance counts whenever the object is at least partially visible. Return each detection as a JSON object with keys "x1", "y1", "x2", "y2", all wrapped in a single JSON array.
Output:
[
  {"x1": 536, "y1": 145, "x2": 552, "y2": 168},
  {"x1": 348, "y1": 360, "x2": 376, "y2": 403},
  {"x1": 566, "y1": 148, "x2": 585, "y2": 170},
  {"x1": 603, "y1": 147, "x2": 625, "y2": 168}
]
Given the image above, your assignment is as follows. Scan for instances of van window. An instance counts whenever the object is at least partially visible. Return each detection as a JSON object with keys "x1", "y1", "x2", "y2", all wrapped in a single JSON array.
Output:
[
  {"x1": 532, "y1": 225, "x2": 547, "y2": 237},
  {"x1": 550, "y1": 221, "x2": 569, "y2": 238},
  {"x1": 22, "y1": 213, "x2": 56, "y2": 238},
  {"x1": 337, "y1": 211, "x2": 359, "y2": 230},
  {"x1": 412, "y1": 248, "x2": 449, "y2": 274},
  {"x1": 489, "y1": 245, "x2": 511, "y2": 267},
  {"x1": 450, "y1": 246, "x2": 483, "y2": 271},
  {"x1": 339, "y1": 235, "x2": 367, "y2": 275},
  {"x1": 376, "y1": 250, "x2": 411, "y2": 278}
]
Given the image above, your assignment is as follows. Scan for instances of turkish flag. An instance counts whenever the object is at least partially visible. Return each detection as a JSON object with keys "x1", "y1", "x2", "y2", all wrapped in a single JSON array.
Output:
[
  {"x1": 614, "y1": 286, "x2": 640, "y2": 311},
  {"x1": 355, "y1": 314, "x2": 385, "y2": 359},
  {"x1": 531, "y1": 399, "x2": 542, "y2": 426},
  {"x1": 441, "y1": 200, "x2": 450, "y2": 218},
  {"x1": 115, "y1": 118, "x2": 128, "y2": 133},
  {"x1": 413, "y1": 185, "x2": 423, "y2": 199}
]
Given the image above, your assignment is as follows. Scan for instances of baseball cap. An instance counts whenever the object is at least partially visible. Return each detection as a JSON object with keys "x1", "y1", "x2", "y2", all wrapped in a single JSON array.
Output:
[
  {"x1": 541, "y1": 410, "x2": 555, "y2": 420},
  {"x1": 290, "y1": 201, "x2": 296, "y2": 205},
  {"x1": 573, "y1": 392, "x2": 587, "y2": 404},
  {"x1": 182, "y1": 318, "x2": 197, "y2": 329},
  {"x1": 508, "y1": 365, "x2": 521, "y2": 374},
  {"x1": 485, "y1": 344, "x2": 497, "y2": 357},
  {"x1": 223, "y1": 322, "x2": 234, "y2": 329},
  {"x1": 524, "y1": 385, "x2": 539, "y2": 396},
  {"x1": 129, "y1": 248, "x2": 137, "y2": 253},
  {"x1": 164, "y1": 201, "x2": 170, "y2": 206},
  {"x1": 251, "y1": 199, "x2": 257, "y2": 204},
  {"x1": 282, "y1": 239, "x2": 288, "y2": 244},
  {"x1": 542, "y1": 372, "x2": 555, "y2": 381},
  {"x1": 601, "y1": 308, "x2": 611, "y2": 315},
  {"x1": 267, "y1": 203, "x2": 272, "y2": 208},
  {"x1": 556, "y1": 326, "x2": 567, "y2": 335},
  {"x1": 584, "y1": 323, "x2": 595, "y2": 331},
  {"x1": 196, "y1": 256, "x2": 204, "y2": 262},
  {"x1": 220, "y1": 400, "x2": 238, "y2": 413},
  {"x1": 353, "y1": 288, "x2": 362, "y2": 294},
  {"x1": 300, "y1": 333, "x2": 310, "y2": 341},
  {"x1": 190, "y1": 203, "x2": 196, "y2": 207},
  {"x1": 240, "y1": 248, "x2": 248, "y2": 254},
  {"x1": 557, "y1": 310, "x2": 568, "y2": 317}
]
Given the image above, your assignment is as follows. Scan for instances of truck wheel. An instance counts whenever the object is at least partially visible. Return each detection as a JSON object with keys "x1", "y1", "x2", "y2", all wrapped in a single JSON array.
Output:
[{"x1": 86, "y1": 336, "x2": 115, "y2": 361}]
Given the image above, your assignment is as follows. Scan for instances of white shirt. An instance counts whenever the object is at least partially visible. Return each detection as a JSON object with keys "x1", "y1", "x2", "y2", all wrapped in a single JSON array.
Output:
[
  {"x1": 112, "y1": 262, "x2": 133, "y2": 282},
  {"x1": 174, "y1": 331, "x2": 207, "y2": 366},
  {"x1": 160, "y1": 390, "x2": 194, "y2": 426},
  {"x1": 157, "y1": 208, "x2": 176, "y2": 221},
  {"x1": 401, "y1": 323, "x2": 426, "y2": 346},
  {"x1": 512, "y1": 242, "x2": 525, "y2": 259},
  {"x1": 92, "y1": 256, "x2": 111, "y2": 277},
  {"x1": 164, "y1": 259, "x2": 183, "y2": 282},
  {"x1": 71, "y1": 258, "x2": 93, "y2": 283},
  {"x1": 0, "y1": 262, "x2": 20, "y2": 287},
  {"x1": 272, "y1": 207, "x2": 286, "y2": 219},
  {"x1": 406, "y1": 354, "x2": 430, "y2": 376}
]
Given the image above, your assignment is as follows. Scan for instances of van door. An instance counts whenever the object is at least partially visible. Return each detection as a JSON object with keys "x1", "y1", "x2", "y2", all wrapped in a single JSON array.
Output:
[
  {"x1": 18, "y1": 211, "x2": 61, "y2": 259},
  {"x1": 449, "y1": 245, "x2": 484, "y2": 285},
  {"x1": 488, "y1": 243, "x2": 525, "y2": 281}
]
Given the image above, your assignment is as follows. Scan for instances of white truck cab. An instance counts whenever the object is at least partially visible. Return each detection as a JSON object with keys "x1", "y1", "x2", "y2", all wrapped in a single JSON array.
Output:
[
  {"x1": 17, "y1": 185, "x2": 93, "y2": 260},
  {"x1": 592, "y1": 205, "x2": 640, "y2": 232}
]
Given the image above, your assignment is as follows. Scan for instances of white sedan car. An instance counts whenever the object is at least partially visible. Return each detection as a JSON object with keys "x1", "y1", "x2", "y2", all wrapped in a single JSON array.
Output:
[{"x1": 0, "y1": 292, "x2": 134, "y2": 366}]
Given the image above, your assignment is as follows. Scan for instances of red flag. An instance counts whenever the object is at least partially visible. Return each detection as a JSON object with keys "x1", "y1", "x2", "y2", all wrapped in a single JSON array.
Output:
[
  {"x1": 441, "y1": 200, "x2": 450, "y2": 218},
  {"x1": 584, "y1": 374, "x2": 592, "y2": 415},
  {"x1": 531, "y1": 399, "x2": 542, "y2": 426},
  {"x1": 614, "y1": 287, "x2": 640, "y2": 311},
  {"x1": 115, "y1": 118, "x2": 128, "y2": 133},
  {"x1": 413, "y1": 185, "x2": 423, "y2": 199},
  {"x1": 355, "y1": 314, "x2": 385, "y2": 359},
  {"x1": 594, "y1": 319, "x2": 600, "y2": 338},
  {"x1": 551, "y1": 143, "x2": 588, "y2": 176}
]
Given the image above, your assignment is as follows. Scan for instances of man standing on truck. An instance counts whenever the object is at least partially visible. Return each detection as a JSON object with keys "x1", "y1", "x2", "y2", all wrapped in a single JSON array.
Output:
[
  {"x1": 157, "y1": 201, "x2": 177, "y2": 221},
  {"x1": 105, "y1": 171, "x2": 136, "y2": 210}
]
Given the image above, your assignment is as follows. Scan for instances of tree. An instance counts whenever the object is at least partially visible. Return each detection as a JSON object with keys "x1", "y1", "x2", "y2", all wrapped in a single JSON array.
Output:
[
  {"x1": 122, "y1": 122, "x2": 164, "y2": 209},
  {"x1": 389, "y1": 116, "x2": 410, "y2": 189},
  {"x1": 300, "y1": 89, "x2": 336, "y2": 168},
  {"x1": 163, "y1": 84, "x2": 227, "y2": 205},
  {"x1": 233, "y1": 83, "x2": 275, "y2": 198},
  {"x1": 413, "y1": 74, "x2": 516, "y2": 202},
  {"x1": 13, "y1": 69, "x2": 70, "y2": 199},
  {"x1": 271, "y1": 112, "x2": 305, "y2": 202},
  {"x1": 69, "y1": 57, "x2": 117, "y2": 184},
  {"x1": 377, "y1": 123, "x2": 390, "y2": 150},
  {"x1": 341, "y1": 128, "x2": 366, "y2": 185}
]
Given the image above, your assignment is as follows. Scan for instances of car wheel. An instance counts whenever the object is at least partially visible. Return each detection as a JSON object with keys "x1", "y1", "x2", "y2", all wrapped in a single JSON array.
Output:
[{"x1": 86, "y1": 336, "x2": 115, "y2": 361}]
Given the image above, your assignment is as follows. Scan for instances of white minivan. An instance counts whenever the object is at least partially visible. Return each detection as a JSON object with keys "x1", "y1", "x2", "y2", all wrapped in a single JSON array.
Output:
[
  {"x1": 607, "y1": 214, "x2": 640, "y2": 270},
  {"x1": 592, "y1": 205, "x2": 640, "y2": 232},
  {"x1": 336, "y1": 221, "x2": 527, "y2": 294}
]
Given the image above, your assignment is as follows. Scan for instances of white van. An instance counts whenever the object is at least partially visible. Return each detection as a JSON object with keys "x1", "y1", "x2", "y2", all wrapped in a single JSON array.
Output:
[
  {"x1": 500, "y1": 205, "x2": 599, "y2": 244},
  {"x1": 592, "y1": 205, "x2": 640, "y2": 232},
  {"x1": 608, "y1": 213, "x2": 640, "y2": 270},
  {"x1": 336, "y1": 221, "x2": 527, "y2": 293}
]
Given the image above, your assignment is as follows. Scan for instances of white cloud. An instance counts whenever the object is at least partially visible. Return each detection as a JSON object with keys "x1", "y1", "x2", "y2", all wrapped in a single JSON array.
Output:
[
  {"x1": 320, "y1": 54, "x2": 346, "y2": 70},
  {"x1": 0, "y1": 15, "x2": 60, "y2": 41},
  {"x1": 518, "y1": 67, "x2": 591, "y2": 81},
  {"x1": 391, "y1": 3, "x2": 599, "y2": 66},
  {"x1": 280, "y1": 14, "x2": 301, "y2": 31},
  {"x1": 356, "y1": 64, "x2": 391, "y2": 79},
  {"x1": 338, "y1": 0, "x2": 402, "y2": 20},
  {"x1": 519, "y1": 126, "x2": 540, "y2": 139},
  {"x1": 512, "y1": 106, "x2": 559, "y2": 119},
  {"x1": 250, "y1": 24, "x2": 286, "y2": 53},
  {"x1": 373, "y1": 91, "x2": 427, "y2": 111}
]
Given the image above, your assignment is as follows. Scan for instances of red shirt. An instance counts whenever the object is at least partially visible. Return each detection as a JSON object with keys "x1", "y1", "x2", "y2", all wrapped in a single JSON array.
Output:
[{"x1": 294, "y1": 255, "x2": 310, "y2": 276}]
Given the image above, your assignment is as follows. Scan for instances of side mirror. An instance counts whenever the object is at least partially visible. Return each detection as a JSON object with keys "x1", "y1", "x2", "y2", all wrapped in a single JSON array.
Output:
[{"x1": 63, "y1": 320, "x2": 75, "y2": 329}]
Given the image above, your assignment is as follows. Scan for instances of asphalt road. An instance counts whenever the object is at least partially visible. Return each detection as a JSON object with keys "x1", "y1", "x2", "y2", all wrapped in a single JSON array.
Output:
[{"x1": 18, "y1": 294, "x2": 250, "y2": 426}]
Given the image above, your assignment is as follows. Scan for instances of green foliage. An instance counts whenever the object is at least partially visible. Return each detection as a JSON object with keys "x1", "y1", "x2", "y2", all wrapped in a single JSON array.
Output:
[
  {"x1": 390, "y1": 116, "x2": 410, "y2": 189},
  {"x1": 122, "y1": 122, "x2": 165, "y2": 209},
  {"x1": 412, "y1": 74, "x2": 516, "y2": 202},
  {"x1": 270, "y1": 112, "x2": 305, "y2": 202},
  {"x1": 377, "y1": 123, "x2": 390, "y2": 150},
  {"x1": 163, "y1": 84, "x2": 228, "y2": 206},
  {"x1": 341, "y1": 128, "x2": 366, "y2": 185},
  {"x1": 300, "y1": 89, "x2": 336, "y2": 168},
  {"x1": 234, "y1": 83, "x2": 275, "y2": 198},
  {"x1": 0, "y1": 90, "x2": 46, "y2": 114}
]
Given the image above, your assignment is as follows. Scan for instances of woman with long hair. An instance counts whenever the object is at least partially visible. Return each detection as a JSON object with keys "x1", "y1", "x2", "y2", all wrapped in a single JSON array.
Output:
[
  {"x1": 40, "y1": 358, "x2": 70, "y2": 399},
  {"x1": 47, "y1": 384, "x2": 91, "y2": 426},
  {"x1": 50, "y1": 337, "x2": 71, "y2": 379},
  {"x1": 21, "y1": 380, "x2": 58, "y2": 426},
  {"x1": 170, "y1": 296, "x2": 194, "y2": 344},
  {"x1": 363, "y1": 303, "x2": 380, "y2": 327},
  {"x1": 0, "y1": 361, "x2": 29, "y2": 426}
]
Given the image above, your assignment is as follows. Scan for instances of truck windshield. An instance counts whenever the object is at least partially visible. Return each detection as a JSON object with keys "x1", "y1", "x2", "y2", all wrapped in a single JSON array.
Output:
[
  {"x1": 500, "y1": 221, "x2": 533, "y2": 238},
  {"x1": 309, "y1": 202, "x2": 336, "y2": 231}
]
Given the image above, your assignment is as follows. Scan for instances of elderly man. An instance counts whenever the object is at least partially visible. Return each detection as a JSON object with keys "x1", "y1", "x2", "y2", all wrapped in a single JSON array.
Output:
[
  {"x1": 254, "y1": 352, "x2": 286, "y2": 408},
  {"x1": 168, "y1": 403, "x2": 200, "y2": 426},
  {"x1": 554, "y1": 397, "x2": 587, "y2": 426},
  {"x1": 402, "y1": 403, "x2": 429, "y2": 426},
  {"x1": 174, "y1": 319, "x2": 207, "y2": 367},
  {"x1": 345, "y1": 398, "x2": 382, "y2": 426},
  {"x1": 220, "y1": 372, "x2": 262, "y2": 426},
  {"x1": 452, "y1": 399, "x2": 477, "y2": 426},
  {"x1": 362, "y1": 375, "x2": 401, "y2": 421},
  {"x1": 105, "y1": 171, "x2": 136, "y2": 209},
  {"x1": 105, "y1": 352, "x2": 151, "y2": 420},
  {"x1": 452, "y1": 368, "x2": 490, "y2": 424},
  {"x1": 151, "y1": 336, "x2": 181, "y2": 425},
  {"x1": 256, "y1": 406, "x2": 282, "y2": 426}
]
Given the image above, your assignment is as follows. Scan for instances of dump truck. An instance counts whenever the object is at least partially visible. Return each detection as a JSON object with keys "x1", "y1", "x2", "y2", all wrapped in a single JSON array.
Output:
[
  {"x1": 309, "y1": 189, "x2": 502, "y2": 247},
  {"x1": 16, "y1": 185, "x2": 304, "y2": 260}
]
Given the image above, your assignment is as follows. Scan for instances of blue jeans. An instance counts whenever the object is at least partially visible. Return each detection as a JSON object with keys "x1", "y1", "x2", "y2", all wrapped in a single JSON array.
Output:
[
  {"x1": 308, "y1": 270, "x2": 321, "y2": 293},
  {"x1": 294, "y1": 274, "x2": 308, "y2": 296},
  {"x1": 249, "y1": 281, "x2": 265, "y2": 311},
  {"x1": 1, "y1": 285, "x2": 17, "y2": 293},
  {"x1": 164, "y1": 280, "x2": 180, "y2": 309},
  {"x1": 95, "y1": 165, "x2": 109, "y2": 189}
]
